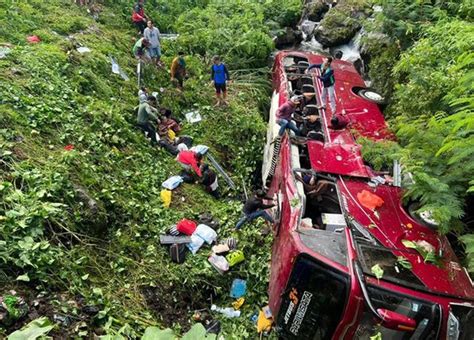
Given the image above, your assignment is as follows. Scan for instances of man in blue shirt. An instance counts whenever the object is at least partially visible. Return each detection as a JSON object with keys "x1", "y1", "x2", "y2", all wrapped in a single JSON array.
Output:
[
  {"x1": 211, "y1": 55, "x2": 230, "y2": 106},
  {"x1": 305, "y1": 57, "x2": 336, "y2": 115}
]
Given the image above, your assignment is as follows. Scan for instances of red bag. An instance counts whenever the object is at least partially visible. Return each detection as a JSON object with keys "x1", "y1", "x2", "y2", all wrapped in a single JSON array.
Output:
[{"x1": 176, "y1": 219, "x2": 197, "y2": 235}]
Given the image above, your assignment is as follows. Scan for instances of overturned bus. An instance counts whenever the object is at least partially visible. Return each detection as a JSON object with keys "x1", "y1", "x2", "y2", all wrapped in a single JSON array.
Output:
[{"x1": 262, "y1": 51, "x2": 474, "y2": 339}]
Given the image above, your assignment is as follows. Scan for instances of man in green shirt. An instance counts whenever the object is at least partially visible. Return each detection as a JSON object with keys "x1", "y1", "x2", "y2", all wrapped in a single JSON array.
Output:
[{"x1": 137, "y1": 95, "x2": 159, "y2": 145}]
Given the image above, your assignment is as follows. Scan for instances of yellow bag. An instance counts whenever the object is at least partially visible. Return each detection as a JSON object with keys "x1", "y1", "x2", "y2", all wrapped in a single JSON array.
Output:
[
  {"x1": 167, "y1": 129, "x2": 176, "y2": 141},
  {"x1": 160, "y1": 189, "x2": 172, "y2": 208},
  {"x1": 256, "y1": 310, "x2": 273, "y2": 333}
]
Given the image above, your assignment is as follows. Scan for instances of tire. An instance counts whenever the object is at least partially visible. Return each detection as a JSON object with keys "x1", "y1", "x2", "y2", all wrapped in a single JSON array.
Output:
[{"x1": 358, "y1": 89, "x2": 386, "y2": 104}]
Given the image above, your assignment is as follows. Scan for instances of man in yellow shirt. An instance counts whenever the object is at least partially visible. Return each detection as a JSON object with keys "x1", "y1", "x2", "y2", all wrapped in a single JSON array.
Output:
[{"x1": 170, "y1": 51, "x2": 187, "y2": 90}]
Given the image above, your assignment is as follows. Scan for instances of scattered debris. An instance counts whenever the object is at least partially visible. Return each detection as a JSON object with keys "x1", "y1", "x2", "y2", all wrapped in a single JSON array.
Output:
[
  {"x1": 256, "y1": 309, "x2": 273, "y2": 333},
  {"x1": 208, "y1": 254, "x2": 229, "y2": 274},
  {"x1": 211, "y1": 243, "x2": 229, "y2": 254},
  {"x1": 160, "y1": 189, "x2": 172, "y2": 208},
  {"x1": 159, "y1": 235, "x2": 192, "y2": 245},
  {"x1": 0, "y1": 46, "x2": 11, "y2": 59},
  {"x1": 26, "y1": 35, "x2": 40, "y2": 44},
  {"x1": 210, "y1": 305, "x2": 240, "y2": 318},
  {"x1": 230, "y1": 279, "x2": 247, "y2": 298},
  {"x1": 109, "y1": 56, "x2": 129, "y2": 81},
  {"x1": 232, "y1": 298, "x2": 245, "y2": 310},
  {"x1": 169, "y1": 243, "x2": 188, "y2": 264},
  {"x1": 162, "y1": 175, "x2": 183, "y2": 190},
  {"x1": 226, "y1": 250, "x2": 245, "y2": 267},
  {"x1": 185, "y1": 110, "x2": 202, "y2": 123},
  {"x1": 195, "y1": 224, "x2": 217, "y2": 244},
  {"x1": 176, "y1": 219, "x2": 197, "y2": 235},
  {"x1": 357, "y1": 190, "x2": 384, "y2": 210},
  {"x1": 371, "y1": 264, "x2": 384, "y2": 279},
  {"x1": 76, "y1": 46, "x2": 91, "y2": 54}
]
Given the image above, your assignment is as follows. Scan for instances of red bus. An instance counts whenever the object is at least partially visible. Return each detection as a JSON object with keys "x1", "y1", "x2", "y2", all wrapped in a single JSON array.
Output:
[{"x1": 262, "y1": 51, "x2": 474, "y2": 339}]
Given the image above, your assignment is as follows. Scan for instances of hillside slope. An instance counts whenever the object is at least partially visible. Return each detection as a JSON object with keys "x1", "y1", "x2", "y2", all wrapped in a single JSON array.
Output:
[{"x1": 0, "y1": 0, "x2": 301, "y2": 337}]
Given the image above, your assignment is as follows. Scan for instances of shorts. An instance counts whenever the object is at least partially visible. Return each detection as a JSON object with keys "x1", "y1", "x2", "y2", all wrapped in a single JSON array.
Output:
[
  {"x1": 214, "y1": 83, "x2": 226, "y2": 94},
  {"x1": 148, "y1": 46, "x2": 161, "y2": 58}
]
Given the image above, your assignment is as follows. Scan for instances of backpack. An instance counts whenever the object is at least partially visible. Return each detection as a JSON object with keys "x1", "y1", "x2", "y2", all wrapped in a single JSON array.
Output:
[{"x1": 170, "y1": 243, "x2": 188, "y2": 264}]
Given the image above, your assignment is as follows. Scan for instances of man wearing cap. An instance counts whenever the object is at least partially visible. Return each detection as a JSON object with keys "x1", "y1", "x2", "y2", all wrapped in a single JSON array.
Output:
[
  {"x1": 276, "y1": 96, "x2": 302, "y2": 137},
  {"x1": 305, "y1": 57, "x2": 336, "y2": 115}
]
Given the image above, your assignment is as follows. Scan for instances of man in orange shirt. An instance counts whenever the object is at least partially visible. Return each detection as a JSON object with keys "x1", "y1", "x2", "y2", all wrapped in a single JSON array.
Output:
[{"x1": 170, "y1": 52, "x2": 187, "y2": 90}]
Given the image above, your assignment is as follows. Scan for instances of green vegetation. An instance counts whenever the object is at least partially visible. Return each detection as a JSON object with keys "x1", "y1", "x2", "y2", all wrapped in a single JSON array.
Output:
[
  {"x1": 0, "y1": 0, "x2": 301, "y2": 338},
  {"x1": 361, "y1": 1, "x2": 474, "y2": 268}
]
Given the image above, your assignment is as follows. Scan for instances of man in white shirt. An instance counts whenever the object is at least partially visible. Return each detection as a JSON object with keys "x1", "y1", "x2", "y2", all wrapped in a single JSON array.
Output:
[{"x1": 143, "y1": 20, "x2": 162, "y2": 67}]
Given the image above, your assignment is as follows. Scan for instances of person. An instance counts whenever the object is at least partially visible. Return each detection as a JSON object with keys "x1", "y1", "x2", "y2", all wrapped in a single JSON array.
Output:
[
  {"x1": 143, "y1": 20, "x2": 162, "y2": 67},
  {"x1": 330, "y1": 113, "x2": 349, "y2": 130},
  {"x1": 211, "y1": 55, "x2": 230, "y2": 106},
  {"x1": 296, "y1": 173, "x2": 331, "y2": 198},
  {"x1": 201, "y1": 164, "x2": 219, "y2": 198},
  {"x1": 177, "y1": 150, "x2": 203, "y2": 177},
  {"x1": 305, "y1": 57, "x2": 336, "y2": 115},
  {"x1": 300, "y1": 113, "x2": 321, "y2": 136},
  {"x1": 170, "y1": 52, "x2": 187, "y2": 90},
  {"x1": 235, "y1": 190, "x2": 275, "y2": 230},
  {"x1": 137, "y1": 95, "x2": 159, "y2": 145},
  {"x1": 158, "y1": 109, "x2": 181, "y2": 138},
  {"x1": 131, "y1": 0, "x2": 147, "y2": 34},
  {"x1": 276, "y1": 96, "x2": 302, "y2": 137},
  {"x1": 132, "y1": 38, "x2": 150, "y2": 61},
  {"x1": 138, "y1": 87, "x2": 148, "y2": 103}
]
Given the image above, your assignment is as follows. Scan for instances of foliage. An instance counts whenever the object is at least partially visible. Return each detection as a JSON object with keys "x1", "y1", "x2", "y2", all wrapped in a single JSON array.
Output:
[
  {"x1": 7, "y1": 317, "x2": 55, "y2": 340},
  {"x1": 0, "y1": 0, "x2": 283, "y2": 337}
]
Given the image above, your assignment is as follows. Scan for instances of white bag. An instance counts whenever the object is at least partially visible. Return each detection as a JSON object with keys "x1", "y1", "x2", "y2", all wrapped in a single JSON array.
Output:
[
  {"x1": 186, "y1": 234, "x2": 205, "y2": 255},
  {"x1": 195, "y1": 224, "x2": 217, "y2": 244}
]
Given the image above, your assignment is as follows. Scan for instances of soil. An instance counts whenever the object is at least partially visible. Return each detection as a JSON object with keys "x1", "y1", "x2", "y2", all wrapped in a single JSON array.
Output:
[
  {"x1": 141, "y1": 282, "x2": 217, "y2": 332},
  {"x1": 1, "y1": 285, "x2": 100, "y2": 339}
]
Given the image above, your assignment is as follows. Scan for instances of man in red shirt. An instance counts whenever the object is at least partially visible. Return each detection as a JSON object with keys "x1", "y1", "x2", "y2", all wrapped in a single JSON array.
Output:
[
  {"x1": 276, "y1": 95, "x2": 302, "y2": 137},
  {"x1": 177, "y1": 150, "x2": 203, "y2": 177},
  {"x1": 132, "y1": 0, "x2": 148, "y2": 34}
]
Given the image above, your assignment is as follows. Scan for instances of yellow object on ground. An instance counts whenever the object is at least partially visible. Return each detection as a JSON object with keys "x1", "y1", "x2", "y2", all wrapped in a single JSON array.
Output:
[
  {"x1": 168, "y1": 129, "x2": 176, "y2": 140},
  {"x1": 256, "y1": 310, "x2": 273, "y2": 333},
  {"x1": 232, "y1": 298, "x2": 245, "y2": 310},
  {"x1": 160, "y1": 189, "x2": 172, "y2": 208}
]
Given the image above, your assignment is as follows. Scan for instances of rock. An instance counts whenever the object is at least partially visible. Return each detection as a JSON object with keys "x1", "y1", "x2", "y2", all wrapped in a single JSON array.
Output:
[
  {"x1": 73, "y1": 184, "x2": 107, "y2": 232},
  {"x1": 314, "y1": 2, "x2": 372, "y2": 47},
  {"x1": 303, "y1": 1, "x2": 330, "y2": 22},
  {"x1": 274, "y1": 27, "x2": 303, "y2": 49}
]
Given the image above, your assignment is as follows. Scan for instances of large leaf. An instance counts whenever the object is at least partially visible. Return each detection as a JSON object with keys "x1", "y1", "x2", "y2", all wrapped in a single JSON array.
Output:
[
  {"x1": 182, "y1": 324, "x2": 216, "y2": 340},
  {"x1": 141, "y1": 327, "x2": 175, "y2": 340},
  {"x1": 371, "y1": 264, "x2": 384, "y2": 279},
  {"x1": 8, "y1": 317, "x2": 54, "y2": 340}
]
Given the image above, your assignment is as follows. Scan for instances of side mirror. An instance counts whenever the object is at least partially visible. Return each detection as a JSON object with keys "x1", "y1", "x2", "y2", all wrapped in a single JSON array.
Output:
[{"x1": 377, "y1": 308, "x2": 416, "y2": 331}]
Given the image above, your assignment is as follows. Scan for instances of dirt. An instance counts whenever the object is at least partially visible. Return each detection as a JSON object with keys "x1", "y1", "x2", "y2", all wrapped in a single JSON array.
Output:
[
  {"x1": 1, "y1": 285, "x2": 101, "y2": 339},
  {"x1": 141, "y1": 283, "x2": 217, "y2": 332}
]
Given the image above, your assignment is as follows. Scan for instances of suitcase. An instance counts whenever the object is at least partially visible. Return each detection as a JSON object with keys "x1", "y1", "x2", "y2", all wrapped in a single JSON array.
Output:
[{"x1": 170, "y1": 243, "x2": 188, "y2": 264}]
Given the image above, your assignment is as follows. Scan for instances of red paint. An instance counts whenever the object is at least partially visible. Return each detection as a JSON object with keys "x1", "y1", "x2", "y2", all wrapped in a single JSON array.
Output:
[{"x1": 267, "y1": 51, "x2": 474, "y2": 339}]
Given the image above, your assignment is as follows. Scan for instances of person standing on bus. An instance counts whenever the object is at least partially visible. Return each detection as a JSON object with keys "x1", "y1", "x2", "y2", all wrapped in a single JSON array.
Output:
[
  {"x1": 305, "y1": 57, "x2": 336, "y2": 115},
  {"x1": 276, "y1": 96, "x2": 302, "y2": 137},
  {"x1": 235, "y1": 190, "x2": 275, "y2": 230},
  {"x1": 211, "y1": 55, "x2": 230, "y2": 106}
]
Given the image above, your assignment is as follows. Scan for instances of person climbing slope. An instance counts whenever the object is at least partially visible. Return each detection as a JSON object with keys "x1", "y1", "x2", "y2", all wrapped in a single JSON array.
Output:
[
  {"x1": 131, "y1": 0, "x2": 148, "y2": 34},
  {"x1": 143, "y1": 20, "x2": 162, "y2": 67},
  {"x1": 137, "y1": 95, "x2": 159, "y2": 146},
  {"x1": 210, "y1": 55, "x2": 230, "y2": 107},
  {"x1": 132, "y1": 37, "x2": 150, "y2": 61},
  {"x1": 235, "y1": 190, "x2": 275, "y2": 230},
  {"x1": 170, "y1": 51, "x2": 187, "y2": 91},
  {"x1": 176, "y1": 149, "x2": 203, "y2": 178}
]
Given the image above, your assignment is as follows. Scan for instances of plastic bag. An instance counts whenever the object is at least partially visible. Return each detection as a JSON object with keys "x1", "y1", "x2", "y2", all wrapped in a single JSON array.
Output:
[
  {"x1": 208, "y1": 255, "x2": 229, "y2": 274},
  {"x1": 195, "y1": 224, "x2": 217, "y2": 244},
  {"x1": 176, "y1": 219, "x2": 197, "y2": 235},
  {"x1": 357, "y1": 190, "x2": 384, "y2": 210},
  {"x1": 160, "y1": 189, "x2": 172, "y2": 208},
  {"x1": 162, "y1": 175, "x2": 183, "y2": 190},
  {"x1": 186, "y1": 234, "x2": 205, "y2": 255},
  {"x1": 168, "y1": 129, "x2": 176, "y2": 140}
]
